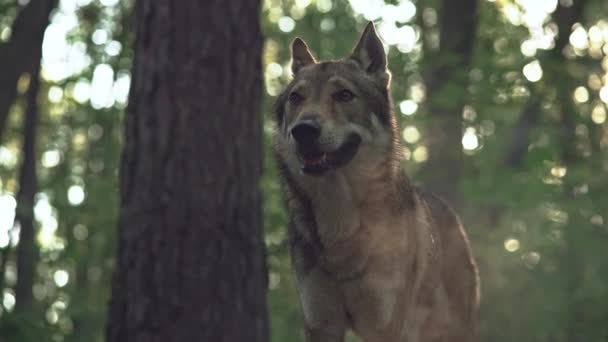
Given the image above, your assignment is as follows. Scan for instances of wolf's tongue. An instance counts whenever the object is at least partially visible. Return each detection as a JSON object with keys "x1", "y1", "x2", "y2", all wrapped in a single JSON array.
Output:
[{"x1": 304, "y1": 153, "x2": 325, "y2": 165}]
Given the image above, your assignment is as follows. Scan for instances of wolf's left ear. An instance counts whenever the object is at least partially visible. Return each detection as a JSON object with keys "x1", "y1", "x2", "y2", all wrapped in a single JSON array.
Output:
[
  {"x1": 291, "y1": 38, "x2": 317, "y2": 75},
  {"x1": 350, "y1": 22, "x2": 390, "y2": 85}
]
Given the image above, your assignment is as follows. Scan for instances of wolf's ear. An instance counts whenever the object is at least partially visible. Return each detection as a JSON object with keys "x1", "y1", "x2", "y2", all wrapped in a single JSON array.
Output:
[
  {"x1": 291, "y1": 38, "x2": 317, "y2": 75},
  {"x1": 350, "y1": 22, "x2": 390, "y2": 84}
]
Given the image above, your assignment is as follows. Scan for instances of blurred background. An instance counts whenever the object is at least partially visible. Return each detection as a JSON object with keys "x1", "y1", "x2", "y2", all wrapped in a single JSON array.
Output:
[{"x1": 0, "y1": 0, "x2": 607, "y2": 341}]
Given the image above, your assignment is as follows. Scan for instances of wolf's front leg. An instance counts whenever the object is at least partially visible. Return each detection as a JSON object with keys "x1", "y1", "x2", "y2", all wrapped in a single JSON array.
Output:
[
  {"x1": 296, "y1": 268, "x2": 347, "y2": 342},
  {"x1": 294, "y1": 263, "x2": 347, "y2": 342},
  {"x1": 304, "y1": 326, "x2": 345, "y2": 342}
]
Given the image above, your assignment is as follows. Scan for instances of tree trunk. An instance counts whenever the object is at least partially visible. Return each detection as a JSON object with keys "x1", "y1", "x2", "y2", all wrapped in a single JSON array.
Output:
[
  {"x1": 105, "y1": 1, "x2": 268, "y2": 342},
  {"x1": 420, "y1": 0, "x2": 478, "y2": 205},
  {"x1": 0, "y1": 0, "x2": 56, "y2": 140},
  {"x1": 484, "y1": 0, "x2": 589, "y2": 229},
  {"x1": 550, "y1": 3, "x2": 588, "y2": 340},
  {"x1": 502, "y1": 0, "x2": 587, "y2": 168},
  {"x1": 13, "y1": 47, "x2": 42, "y2": 315}
]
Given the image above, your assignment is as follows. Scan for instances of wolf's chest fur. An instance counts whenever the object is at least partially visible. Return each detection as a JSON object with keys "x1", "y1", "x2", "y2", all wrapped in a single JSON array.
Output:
[
  {"x1": 288, "y1": 170, "x2": 438, "y2": 338},
  {"x1": 303, "y1": 171, "x2": 415, "y2": 280}
]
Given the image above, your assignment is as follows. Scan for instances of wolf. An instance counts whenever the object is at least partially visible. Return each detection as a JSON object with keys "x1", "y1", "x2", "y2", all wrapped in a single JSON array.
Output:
[{"x1": 272, "y1": 22, "x2": 480, "y2": 342}]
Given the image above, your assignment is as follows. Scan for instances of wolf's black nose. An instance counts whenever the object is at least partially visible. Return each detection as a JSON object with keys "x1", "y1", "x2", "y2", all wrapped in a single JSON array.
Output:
[{"x1": 291, "y1": 120, "x2": 321, "y2": 144}]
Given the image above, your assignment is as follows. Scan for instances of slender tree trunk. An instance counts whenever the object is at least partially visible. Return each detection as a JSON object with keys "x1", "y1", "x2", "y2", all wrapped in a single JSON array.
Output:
[
  {"x1": 0, "y1": 243, "x2": 8, "y2": 297},
  {"x1": 106, "y1": 1, "x2": 268, "y2": 342},
  {"x1": 550, "y1": 0, "x2": 587, "y2": 163},
  {"x1": 0, "y1": 1, "x2": 53, "y2": 294},
  {"x1": 550, "y1": 3, "x2": 588, "y2": 340},
  {"x1": 484, "y1": 0, "x2": 589, "y2": 229},
  {"x1": 421, "y1": 0, "x2": 478, "y2": 205},
  {"x1": 13, "y1": 49, "x2": 42, "y2": 315},
  {"x1": 503, "y1": 0, "x2": 587, "y2": 168},
  {"x1": 0, "y1": 0, "x2": 56, "y2": 140},
  {"x1": 502, "y1": 95, "x2": 542, "y2": 168}
]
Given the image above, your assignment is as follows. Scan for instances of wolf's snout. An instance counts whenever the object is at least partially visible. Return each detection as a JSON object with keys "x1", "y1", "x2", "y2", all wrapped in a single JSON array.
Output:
[{"x1": 291, "y1": 120, "x2": 321, "y2": 145}]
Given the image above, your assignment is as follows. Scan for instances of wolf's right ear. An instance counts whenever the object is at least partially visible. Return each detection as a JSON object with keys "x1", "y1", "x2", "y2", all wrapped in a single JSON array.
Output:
[
  {"x1": 291, "y1": 38, "x2": 317, "y2": 75},
  {"x1": 350, "y1": 22, "x2": 390, "y2": 85}
]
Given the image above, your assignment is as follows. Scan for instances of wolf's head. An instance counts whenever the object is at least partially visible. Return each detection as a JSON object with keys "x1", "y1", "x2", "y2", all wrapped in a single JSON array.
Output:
[{"x1": 274, "y1": 22, "x2": 399, "y2": 178}]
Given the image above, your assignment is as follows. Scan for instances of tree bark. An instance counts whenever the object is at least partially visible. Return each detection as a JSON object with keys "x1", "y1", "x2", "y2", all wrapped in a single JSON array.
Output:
[
  {"x1": 0, "y1": 0, "x2": 56, "y2": 141},
  {"x1": 13, "y1": 45, "x2": 42, "y2": 316},
  {"x1": 421, "y1": 0, "x2": 478, "y2": 205},
  {"x1": 105, "y1": 1, "x2": 268, "y2": 342}
]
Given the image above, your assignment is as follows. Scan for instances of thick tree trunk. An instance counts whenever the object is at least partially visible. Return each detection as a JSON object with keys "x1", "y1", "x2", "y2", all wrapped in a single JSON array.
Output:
[
  {"x1": 0, "y1": 0, "x2": 56, "y2": 140},
  {"x1": 105, "y1": 1, "x2": 268, "y2": 342},
  {"x1": 421, "y1": 0, "x2": 478, "y2": 205},
  {"x1": 14, "y1": 48, "x2": 42, "y2": 315}
]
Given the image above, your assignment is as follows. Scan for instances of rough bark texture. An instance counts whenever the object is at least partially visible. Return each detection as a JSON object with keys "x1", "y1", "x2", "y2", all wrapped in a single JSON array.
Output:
[
  {"x1": 105, "y1": 1, "x2": 268, "y2": 342},
  {"x1": 0, "y1": 0, "x2": 56, "y2": 140},
  {"x1": 421, "y1": 0, "x2": 478, "y2": 205},
  {"x1": 13, "y1": 52, "x2": 42, "y2": 315}
]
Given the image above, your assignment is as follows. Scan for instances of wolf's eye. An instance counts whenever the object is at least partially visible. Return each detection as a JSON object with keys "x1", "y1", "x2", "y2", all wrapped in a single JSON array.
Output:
[
  {"x1": 289, "y1": 92, "x2": 304, "y2": 105},
  {"x1": 334, "y1": 89, "x2": 355, "y2": 102}
]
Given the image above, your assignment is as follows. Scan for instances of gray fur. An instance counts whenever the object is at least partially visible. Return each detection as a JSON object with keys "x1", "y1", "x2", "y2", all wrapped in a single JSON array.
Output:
[{"x1": 272, "y1": 22, "x2": 480, "y2": 342}]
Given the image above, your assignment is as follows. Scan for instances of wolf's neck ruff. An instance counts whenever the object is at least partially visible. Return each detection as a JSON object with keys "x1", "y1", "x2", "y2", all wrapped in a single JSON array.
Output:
[{"x1": 303, "y1": 163, "x2": 397, "y2": 249}]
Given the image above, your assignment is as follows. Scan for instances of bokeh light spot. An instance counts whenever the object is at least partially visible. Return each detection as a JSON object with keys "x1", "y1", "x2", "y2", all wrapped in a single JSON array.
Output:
[
  {"x1": 573, "y1": 86, "x2": 589, "y2": 103},
  {"x1": 523, "y1": 60, "x2": 543, "y2": 82},
  {"x1": 522, "y1": 251, "x2": 541, "y2": 268},
  {"x1": 399, "y1": 100, "x2": 418, "y2": 116},
  {"x1": 550, "y1": 166, "x2": 567, "y2": 178},
  {"x1": 504, "y1": 238, "x2": 520, "y2": 252},
  {"x1": 3, "y1": 290, "x2": 15, "y2": 312},
  {"x1": 462, "y1": 127, "x2": 479, "y2": 150},
  {"x1": 413, "y1": 146, "x2": 428, "y2": 163},
  {"x1": 599, "y1": 86, "x2": 608, "y2": 104},
  {"x1": 42, "y1": 150, "x2": 62, "y2": 168},
  {"x1": 54, "y1": 270, "x2": 69, "y2": 288},
  {"x1": 591, "y1": 104, "x2": 606, "y2": 124},
  {"x1": 278, "y1": 17, "x2": 295, "y2": 33},
  {"x1": 402, "y1": 126, "x2": 421, "y2": 143},
  {"x1": 72, "y1": 79, "x2": 91, "y2": 104},
  {"x1": 67, "y1": 185, "x2": 85, "y2": 206},
  {"x1": 48, "y1": 86, "x2": 64, "y2": 103}
]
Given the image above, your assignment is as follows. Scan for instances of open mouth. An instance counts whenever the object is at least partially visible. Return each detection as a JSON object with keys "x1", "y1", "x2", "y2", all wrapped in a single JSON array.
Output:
[{"x1": 297, "y1": 134, "x2": 362, "y2": 176}]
